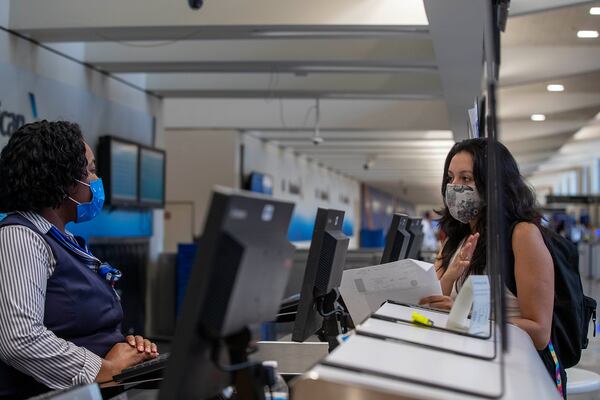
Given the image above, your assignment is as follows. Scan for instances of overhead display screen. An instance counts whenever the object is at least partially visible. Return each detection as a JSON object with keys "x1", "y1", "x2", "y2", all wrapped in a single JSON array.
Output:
[
  {"x1": 110, "y1": 140, "x2": 139, "y2": 202},
  {"x1": 139, "y1": 147, "x2": 165, "y2": 207}
]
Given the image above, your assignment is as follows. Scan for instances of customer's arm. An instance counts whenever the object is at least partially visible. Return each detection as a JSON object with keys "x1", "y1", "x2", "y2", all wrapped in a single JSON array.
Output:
[
  {"x1": 509, "y1": 222, "x2": 554, "y2": 350},
  {"x1": 0, "y1": 226, "x2": 149, "y2": 388}
]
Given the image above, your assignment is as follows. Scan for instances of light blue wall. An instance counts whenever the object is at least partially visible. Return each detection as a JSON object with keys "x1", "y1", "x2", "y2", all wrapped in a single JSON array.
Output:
[
  {"x1": 67, "y1": 209, "x2": 153, "y2": 241},
  {"x1": 243, "y1": 134, "x2": 360, "y2": 248}
]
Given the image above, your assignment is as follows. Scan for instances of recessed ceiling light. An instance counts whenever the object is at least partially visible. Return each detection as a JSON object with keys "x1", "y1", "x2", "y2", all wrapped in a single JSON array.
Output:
[
  {"x1": 531, "y1": 114, "x2": 546, "y2": 122},
  {"x1": 577, "y1": 30, "x2": 599, "y2": 38},
  {"x1": 546, "y1": 84, "x2": 564, "y2": 92},
  {"x1": 590, "y1": 7, "x2": 600, "y2": 15}
]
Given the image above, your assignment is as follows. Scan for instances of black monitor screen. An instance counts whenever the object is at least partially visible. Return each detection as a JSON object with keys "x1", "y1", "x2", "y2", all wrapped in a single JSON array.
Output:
[
  {"x1": 292, "y1": 208, "x2": 349, "y2": 343},
  {"x1": 139, "y1": 147, "x2": 166, "y2": 207},
  {"x1": 381, "y1": 213, "x2": 411, "y2": 264},
  {"x1": 406, "y1": 217, "x2": 424, "y2": 259},
  {"x1": 97, "y1": 136, "x2": 139, "y2": 207},
  {"x1": 159, "y1": 187, "x2": 295, "y2": 399}
]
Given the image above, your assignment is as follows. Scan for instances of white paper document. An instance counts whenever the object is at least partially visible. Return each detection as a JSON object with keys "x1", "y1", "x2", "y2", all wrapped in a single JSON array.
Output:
[{"x1": 340, "y1": 259, "x2": 442, "y2": 323}]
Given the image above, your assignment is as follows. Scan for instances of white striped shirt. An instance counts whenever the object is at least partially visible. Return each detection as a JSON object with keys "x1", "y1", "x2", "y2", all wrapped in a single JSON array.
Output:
[{"x1": 0, "y1": 212, "x2": 102, "y2": 389}]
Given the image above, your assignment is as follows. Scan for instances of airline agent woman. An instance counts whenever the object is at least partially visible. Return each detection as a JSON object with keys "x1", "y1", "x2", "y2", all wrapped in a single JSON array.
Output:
[{"x1": 0, "y1": 121, "x2": 158, "y2": 399}]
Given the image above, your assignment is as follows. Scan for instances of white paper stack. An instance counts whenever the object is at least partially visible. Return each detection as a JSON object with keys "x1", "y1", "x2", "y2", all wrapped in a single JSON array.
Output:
[{"x1": 340, "y1": 259, "x2": 442, "y2": 323}]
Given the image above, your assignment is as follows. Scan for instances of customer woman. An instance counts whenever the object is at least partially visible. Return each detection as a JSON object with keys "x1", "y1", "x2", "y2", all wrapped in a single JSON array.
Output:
[
  {"x1": 0, "y1": 121, "x2": 158, "y2": 399},
  {"x1": 418, "y1": 138, "x2": 564, "y2": 397}
]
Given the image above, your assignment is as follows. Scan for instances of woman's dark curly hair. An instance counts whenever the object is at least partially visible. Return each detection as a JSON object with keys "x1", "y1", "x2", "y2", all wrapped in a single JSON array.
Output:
[
  {"x1": 0, "y1": 120, "x2": 88, "y2": 212},
  {"x1": 437, "y1": 138, "x2": 541, "y2": 287}
]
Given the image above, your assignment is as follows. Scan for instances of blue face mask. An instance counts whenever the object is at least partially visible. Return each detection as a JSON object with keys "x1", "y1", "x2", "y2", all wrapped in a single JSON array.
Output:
[{"x1": 69, "y1": 178, "x2": 105, "y2": 223}]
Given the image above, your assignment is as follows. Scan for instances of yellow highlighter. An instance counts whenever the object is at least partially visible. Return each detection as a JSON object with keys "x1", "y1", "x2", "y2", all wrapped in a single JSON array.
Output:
[{"x1": 411, "y1": 311, "x2": 434, "y2": 327}]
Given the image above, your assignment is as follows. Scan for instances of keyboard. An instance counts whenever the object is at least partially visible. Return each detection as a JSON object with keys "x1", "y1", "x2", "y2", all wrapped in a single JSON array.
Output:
[
  {"x1": 27, "y1": 384, "x2": 102, "y2": 400},
  {"x1": 112, "y1": 352, "x2": 170, "y2": 383}
]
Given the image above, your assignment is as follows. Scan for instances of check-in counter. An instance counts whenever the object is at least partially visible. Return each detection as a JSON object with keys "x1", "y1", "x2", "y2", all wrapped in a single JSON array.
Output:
[{"x1": 292, "y1": 302, "x2": 561, "y2": 400}]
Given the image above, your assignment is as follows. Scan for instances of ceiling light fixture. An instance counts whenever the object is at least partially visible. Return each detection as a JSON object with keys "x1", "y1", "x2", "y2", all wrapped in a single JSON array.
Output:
[
  {"x1": 546, "y1": 84, "x2": 564, "y2": 92},
  {"x1": 590, "y1": 7, "x2": 600, "y2": 15},
  {"x1": 577, "y1": 30, "x2": 599, "y2": 38},
  {"x1": 293, "y1": 65, "x2": 437, "y2": 73},
  {"x1": 251, "y1": 27, "x2": 429, "y2": 38},
  {"x1": 530, "y1": 114, "x2": 546, "y2": 122}
]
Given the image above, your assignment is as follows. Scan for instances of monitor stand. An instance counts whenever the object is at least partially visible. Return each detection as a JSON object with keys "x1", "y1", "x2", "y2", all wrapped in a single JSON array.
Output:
[
  {"x1": 216, "y1": 328, "x2": 275, "y2": 400},
  {"x1": 315, "y1": 289, "x2": 351, "y2": 352}
]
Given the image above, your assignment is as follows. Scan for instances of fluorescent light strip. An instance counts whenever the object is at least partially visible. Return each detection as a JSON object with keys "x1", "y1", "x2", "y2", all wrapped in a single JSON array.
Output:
[
  {"x1": 531, "y1": 114, "x2": 546, "y2": 122},
  {"x1": 577, "y1": 30, "x2": 599, "y2": 38},
  {"x1": 590, "y1": 7, "x2": 600, "y2": 15},
  {"x1": 294, "y1": 65, "x2": 437, "y2": 73},
  {"x1": 546, "y1": 84, "x2": 564, "y2": 92},
  {"x1": 251, "y1": 28, "x2": 429, "y2": 38},
  {"x1": 322, "y1": 93, "x2": 442, "y2": 100}
]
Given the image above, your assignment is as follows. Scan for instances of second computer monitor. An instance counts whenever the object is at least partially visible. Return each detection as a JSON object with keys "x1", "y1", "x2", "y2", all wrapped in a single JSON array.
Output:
[
  {"x1": 292, "y1": 208, "x2": 349, "y2": 342},
  {"x1": 406, "y1": 217, "x2": 424, "y2": 259},
  {"x1": 381, "y1": 213, "x2": 411, "y2": 264}
]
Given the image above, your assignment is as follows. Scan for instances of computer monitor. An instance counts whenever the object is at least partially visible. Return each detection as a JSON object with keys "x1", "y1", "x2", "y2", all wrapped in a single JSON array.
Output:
[
  {"x1": 291, "y1": 208, "x2": 350, "y2": 344},
  {"x1": 380, "y1": 213, "x2": 411, "y2": 264},
  {"x1": 97, "y1": 136, "x2": 139, "y2": 207},
  {"x1": 245, "y1": 171, "x2": 274, "y2": 196},
  {"x1": 138, "y1": 145, "x2": 166, "y2": 208},
  {"x1": 406, "y1": 217, "x2": 424, "y2": 259},
  {"x1": 159, "y1": 187, "x2": 295, "y2": 400}
]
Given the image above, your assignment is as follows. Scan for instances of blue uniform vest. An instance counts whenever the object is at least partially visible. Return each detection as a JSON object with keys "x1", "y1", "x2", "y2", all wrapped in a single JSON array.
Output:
[{"x1": 0, "y1": 214, "x2": 124, "y2": 398}]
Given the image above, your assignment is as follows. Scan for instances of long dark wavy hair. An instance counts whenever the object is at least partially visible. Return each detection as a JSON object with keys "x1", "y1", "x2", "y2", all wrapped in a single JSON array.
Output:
[
  {"x1": 437, "y1": 138, "x2": 541, "y2": 286},
  {"x1": 0, "y1": 120, "x2": 88, "y2": 213}
]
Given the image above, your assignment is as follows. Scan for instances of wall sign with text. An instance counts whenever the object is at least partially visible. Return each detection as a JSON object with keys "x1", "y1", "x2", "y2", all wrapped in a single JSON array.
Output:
[{"x1": 0, "y1": 102, "x2": 26, "y2": 137}]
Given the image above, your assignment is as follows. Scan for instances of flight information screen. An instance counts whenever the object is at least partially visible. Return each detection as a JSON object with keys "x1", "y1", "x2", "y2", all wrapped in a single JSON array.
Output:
[{"x1": 139, "y1": 147, "x2": 165, "y2": 206}]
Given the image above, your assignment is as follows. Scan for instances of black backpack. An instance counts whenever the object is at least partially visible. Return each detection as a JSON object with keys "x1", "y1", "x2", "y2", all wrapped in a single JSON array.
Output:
[{"x1": 507, "y1": 224, "x2": 597, "y2": 368}]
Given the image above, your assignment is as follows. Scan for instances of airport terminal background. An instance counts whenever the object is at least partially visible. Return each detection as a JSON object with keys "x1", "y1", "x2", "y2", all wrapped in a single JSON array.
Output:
[{"x1": 2, "y1": 0, "x2": 600, "y2": 399}]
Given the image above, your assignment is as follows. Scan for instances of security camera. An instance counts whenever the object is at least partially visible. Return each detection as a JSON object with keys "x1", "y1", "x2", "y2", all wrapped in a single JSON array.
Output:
[
  {"x1": 312, "y1": 136, "x2": 324, "y2": 146},
  {"x1": 188, "y1": 0, "x2": 204, "y2": 9},
  {"x1": 363, "y1": 158, "x2": 375, "y2": 170}
]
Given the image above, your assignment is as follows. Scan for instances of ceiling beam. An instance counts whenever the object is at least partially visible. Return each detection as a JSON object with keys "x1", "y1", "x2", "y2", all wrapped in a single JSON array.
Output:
[
  {"x1": 164, "y1": 98, "x2": 449, "y2": 131},
  {"x1": 9, "y1": 0, "x2": 428, "y2": 41},
  {"x1": 84, "y1": 37, "x2": 435, "y2": 68},
  {"x1": 423, "y1": 0, "x2": 485, "y2": 141},
  {"x1": 143, "y1": 71, "x2": 442, "y2": 99}
]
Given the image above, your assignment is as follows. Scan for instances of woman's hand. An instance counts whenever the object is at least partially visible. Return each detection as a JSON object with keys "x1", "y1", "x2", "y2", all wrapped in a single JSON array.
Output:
[
  {"x1": 96, "y1": 342, "x2": 154, "y2": 384},
  {"x1": 419, "y1": 295, "x2": 454, "y2": 311},
  {"x1": 439, "y1": 233, "x2": 479, "y2": 295},
  {"x1": 126, "y1": 335, "x2": 158, "y2": 356},
  {"x1": 446, "y1": 232, "x2": 479, "y2": 280}
]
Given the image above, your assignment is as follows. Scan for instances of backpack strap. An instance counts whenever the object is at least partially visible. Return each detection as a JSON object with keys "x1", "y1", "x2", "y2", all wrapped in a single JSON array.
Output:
[{"x1": 505, "y1": 221, "x2": 520, "y2": 297}]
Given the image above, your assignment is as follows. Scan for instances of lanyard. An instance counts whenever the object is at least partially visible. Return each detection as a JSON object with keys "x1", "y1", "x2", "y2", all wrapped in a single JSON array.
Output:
[
  {"x1": 47, "y1": 227, "x2": 122, "y2": 286},
  {"x1": 548, "y1": 341, "x2": 564, "y2": 398},
  {"x1": 48, "y1": 227, "x2": 99, "y2": 266}
]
